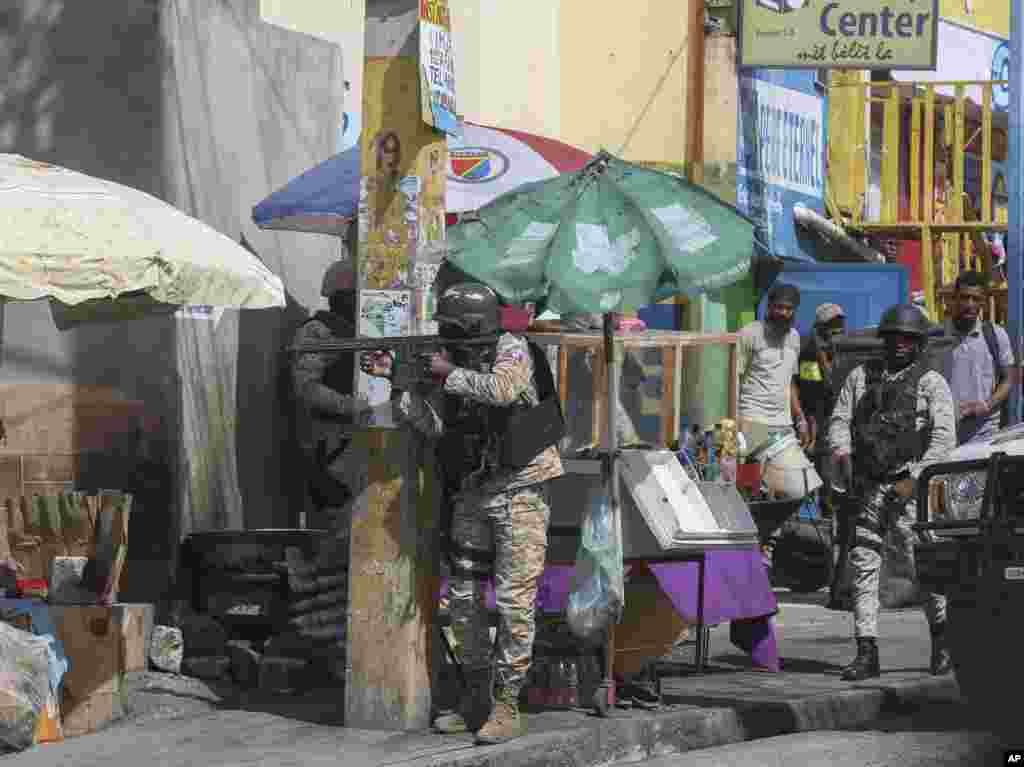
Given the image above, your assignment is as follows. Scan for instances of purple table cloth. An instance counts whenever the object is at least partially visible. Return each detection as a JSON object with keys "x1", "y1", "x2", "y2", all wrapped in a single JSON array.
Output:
[{"x1": 440, "y1": 546, "x2": 780, "y2": 671}]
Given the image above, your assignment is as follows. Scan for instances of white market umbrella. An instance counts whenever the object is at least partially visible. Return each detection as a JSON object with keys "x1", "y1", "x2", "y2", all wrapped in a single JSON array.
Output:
[{"x1": 0, "y1": 154, "x2": 285, "y2": 323}]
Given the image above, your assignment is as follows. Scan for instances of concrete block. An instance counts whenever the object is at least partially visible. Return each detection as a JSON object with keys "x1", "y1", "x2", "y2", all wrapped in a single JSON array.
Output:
[
  {"x1": 149, "y1": 625, "x2": 183, "y2": 674},
  {"x1": 182, "y1": 655, "x2": 231, "y2": 681},
  {"x1": 259, "y1": 656, "x2": 309, "y2": 693},
  {"x1": 227, "y1": 640, "x2": 261, "y2": 688},
  {"x1": 179, "y1": 613, "x2": 227, "y2": 657}
]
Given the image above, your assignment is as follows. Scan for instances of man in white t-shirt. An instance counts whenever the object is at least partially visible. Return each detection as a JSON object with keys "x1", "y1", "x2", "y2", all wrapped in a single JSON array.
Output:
[
  {"x1": 737, "y1": 283, "x2": 810, "y2": 451},
  {"x1": 737, "y1": 283, "x2": 821, "y2": 567}
]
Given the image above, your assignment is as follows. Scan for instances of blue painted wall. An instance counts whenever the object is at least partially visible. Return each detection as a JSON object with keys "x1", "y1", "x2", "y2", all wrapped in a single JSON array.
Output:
[
  {"x1": 758, "y1": 262, "x2": 910, "y2": 336},
  {"x1": 737, "y1": 69, "x2": 826, "y2": 264}
]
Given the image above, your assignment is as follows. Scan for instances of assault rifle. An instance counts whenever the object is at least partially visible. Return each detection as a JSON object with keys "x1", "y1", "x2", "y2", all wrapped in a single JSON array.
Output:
[{"x1": 290, "y1": 334, "x2": 500, "y2": 389}]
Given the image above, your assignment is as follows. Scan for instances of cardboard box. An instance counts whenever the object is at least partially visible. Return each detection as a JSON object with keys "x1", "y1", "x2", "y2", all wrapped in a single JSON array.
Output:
[
  {"x1": 51, "y1": 606, "x2": 125, "y2": 737},
  {"x1": 112, "y1": 604, "x2": 152, "y2": 673}
]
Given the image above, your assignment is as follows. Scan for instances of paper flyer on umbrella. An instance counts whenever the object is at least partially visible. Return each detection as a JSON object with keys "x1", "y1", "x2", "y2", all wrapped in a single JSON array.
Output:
[
  {"x1": 357, "y1": 289, "x2": 412, "y2": 407},
  {"x1": 419, "y1": 0, "x2": 459, "y2": 136}
]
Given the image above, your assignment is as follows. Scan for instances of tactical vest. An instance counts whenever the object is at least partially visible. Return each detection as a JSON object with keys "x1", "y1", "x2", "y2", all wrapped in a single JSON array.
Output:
[
  {"x1": 852, "y1": 360, "x2": 931, "y2": 480},
  {"x1": 436, "y1": 341, "x2": 558, "y2": 493},
  {"x1": 304, "y1": 311, "x2": 356, "y2": 396},
  {"x1": 438, "y1": 342, "x2": 503, "y2": 492}
]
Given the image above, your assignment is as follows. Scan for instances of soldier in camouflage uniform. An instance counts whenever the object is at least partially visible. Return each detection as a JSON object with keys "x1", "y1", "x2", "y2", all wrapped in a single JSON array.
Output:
[
  {"x1": 292, "y1": 262, "x2": 368, "y2": 536},
  {"x1": 361, "y1": 282, "x2": 563, "y2": 745},
  {"x1": 828, "y1": 304, "x2": 955, "y2": 681}
]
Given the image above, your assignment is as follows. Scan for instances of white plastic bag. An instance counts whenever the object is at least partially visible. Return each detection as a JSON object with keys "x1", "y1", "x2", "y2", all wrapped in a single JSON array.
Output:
[
  {"x1": 566, "y1": 494, "x2": 624, "y2": 643},
  {"x1": 0, "y1": 622, "x2": 51, "y2": 751}
]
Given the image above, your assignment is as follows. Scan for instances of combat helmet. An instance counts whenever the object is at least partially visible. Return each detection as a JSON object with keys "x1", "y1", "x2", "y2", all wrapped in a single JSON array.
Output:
[
  {"x1": 433, "y1": 282, "x2": 501, "y2": 337},
  {"x1": 877, "y1": 304, "x2": 930, "y2": 338}
]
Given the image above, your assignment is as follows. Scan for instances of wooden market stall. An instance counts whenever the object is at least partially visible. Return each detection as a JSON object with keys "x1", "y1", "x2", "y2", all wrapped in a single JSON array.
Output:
[{"x1": 517, "y1": 329, "x2": 770, "y2": 712}]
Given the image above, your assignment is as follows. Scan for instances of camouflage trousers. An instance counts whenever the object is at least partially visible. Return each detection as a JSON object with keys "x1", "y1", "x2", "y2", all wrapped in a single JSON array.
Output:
[
  {"x1": 448, "y1": 484, "x2": 551, "y2": 696},
  {"x1": 848, "y1": 481, "x2": 947, "y2": 638}
]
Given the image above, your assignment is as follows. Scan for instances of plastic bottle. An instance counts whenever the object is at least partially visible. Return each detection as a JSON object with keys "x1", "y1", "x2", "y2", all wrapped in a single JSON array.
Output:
[
  {"x1": 566, "y1": 658, "x2": 580, "y2": 708},
  {"x1": 549, "y1": 658, "x2": 566, "y2": 707},
  {"x1": 530, "y1": 658, "x2": 549, "y2": 707},
  {"x1": 704, "y1": 442, "x2": 719, "y2": 481},
  {"x1": 719, "y1": 454, "x2": 737, "y2": 483}
]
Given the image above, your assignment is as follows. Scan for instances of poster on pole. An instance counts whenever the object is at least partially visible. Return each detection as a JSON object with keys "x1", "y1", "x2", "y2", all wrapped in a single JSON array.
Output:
[
  {"x1": 419, "y1": 0, "x2": 459, "y2": 136},
  {"x1": 357, "y1": 289, "x2": 413, "y2": 407}
]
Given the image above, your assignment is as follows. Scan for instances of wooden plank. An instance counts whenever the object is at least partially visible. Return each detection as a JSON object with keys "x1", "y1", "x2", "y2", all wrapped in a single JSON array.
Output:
[
  {"x1": 22, "y1": 455, "x2": 77, "y2": 483},
  {"x1": 592, "y1": 349, "x2": 607, "y2": 449},
  {"x1": 982, "y1": 84, "x2": 992, "y2": 224},
  {"x1": 880, "y1": 86, "x2": 900, "y2": 225},
  {"x1": 558, "y1": 346, "x2": 569, "y2": 417},
  {"x1": 922, "y1": 224, "x2": 936, "y2": 319},
  {"x1": 345, "y1": 427, "x2": 438, "y2": 730},
  {"x1": 685, "y1": 0, "x2": 706, "y2": 185},
  {"x1": 525, "y1": 330, "x2": 739, "y2": 349},
  {"x1": 855, "y1": 222, "x2": 1007, "y2": 234},
  {"x1": 0, "y1": 456, "x2": 20, "y2": 499},
  {"x1": 952, "y1": 84, "x2": 966, "y2": 284},
  {"x1": 924, "y1": 88, "x2": 935, "y2": 225},
  {"x1": 660, "y1": 346, "x2": 677, "y2": 448},
  {"x1": 728, "y1": 344, "x2": 738, "y2": 420},
  {"x1": 910, "y1": 99, "x2": 921, "y2": 221}
]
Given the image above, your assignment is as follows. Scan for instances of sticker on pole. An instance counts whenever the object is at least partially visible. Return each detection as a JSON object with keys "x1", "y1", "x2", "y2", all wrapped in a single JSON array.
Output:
[{"x1": 1004, "y1": 566, "x2": 1024, "y2": 581}]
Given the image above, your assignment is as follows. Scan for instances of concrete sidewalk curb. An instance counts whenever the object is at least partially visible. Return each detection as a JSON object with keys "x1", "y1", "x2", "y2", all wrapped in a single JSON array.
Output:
[{"x1": 403, "y1": 676, "x2": 961, "y2": 767}]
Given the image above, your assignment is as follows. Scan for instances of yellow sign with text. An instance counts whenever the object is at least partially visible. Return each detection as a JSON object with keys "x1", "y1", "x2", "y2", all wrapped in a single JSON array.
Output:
[{"x1": 739, "y1": 0, "x2": 938, "y2": 69}]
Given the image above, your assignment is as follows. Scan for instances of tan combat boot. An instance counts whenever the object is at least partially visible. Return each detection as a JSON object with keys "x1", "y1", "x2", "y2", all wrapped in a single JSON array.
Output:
[
  {"x1": 434, "y1": 669, "x2": 493, "y2": 734},
  {"x1": 474, "y1": 687, "x2": 522, "y2": 745}
]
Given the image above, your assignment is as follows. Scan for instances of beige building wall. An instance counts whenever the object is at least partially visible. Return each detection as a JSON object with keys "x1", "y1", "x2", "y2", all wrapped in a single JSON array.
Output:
[
  {"x1": 450, "y1": 0, "x2": 561, "y2": 139},
  {"x1": 450, "y1": 1, "x2": 692, "y2": 166},
  {"x1": 260, "y1": 1, "x2": 701, "y2": 170},
  {"x1": 558, "y1": 0, "x2": 690, "y2": 164}
]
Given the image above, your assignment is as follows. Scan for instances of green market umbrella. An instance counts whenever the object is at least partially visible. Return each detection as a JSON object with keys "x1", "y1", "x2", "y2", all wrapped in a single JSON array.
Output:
[
  {"x1": 446, "y1": 151, "x2": 754, "y2": 315},
  {"x1": 445, "y1": 151, "x2": 755, "y2": 713}
]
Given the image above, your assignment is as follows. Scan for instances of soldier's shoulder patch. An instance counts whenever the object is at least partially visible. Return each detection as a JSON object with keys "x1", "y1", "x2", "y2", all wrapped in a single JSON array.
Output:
[{"x1": 495, "y1": 334, "x2": 529, "y2": 364}]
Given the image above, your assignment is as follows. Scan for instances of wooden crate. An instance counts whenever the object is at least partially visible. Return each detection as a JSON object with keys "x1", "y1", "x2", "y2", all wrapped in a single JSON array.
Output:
[{"x1": 526, "y1": 330, "x2": 740, "y2": 450}]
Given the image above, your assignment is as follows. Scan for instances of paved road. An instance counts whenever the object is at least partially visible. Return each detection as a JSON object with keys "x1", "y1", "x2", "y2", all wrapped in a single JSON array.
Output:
[{"x1": 626, "y1": 696, "x2": 1015, "y2": 767}]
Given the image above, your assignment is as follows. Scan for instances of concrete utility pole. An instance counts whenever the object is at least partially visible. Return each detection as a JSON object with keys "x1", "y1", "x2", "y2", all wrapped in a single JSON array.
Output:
[{"x1": 1009, "y1": 0, "x2": 1023, "y2": 425}]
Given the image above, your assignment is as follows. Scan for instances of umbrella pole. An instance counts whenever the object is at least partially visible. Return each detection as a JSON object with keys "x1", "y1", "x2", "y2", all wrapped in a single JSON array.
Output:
[{"x1": 594, "y1": 312, "x2": 621, "y2": 715}]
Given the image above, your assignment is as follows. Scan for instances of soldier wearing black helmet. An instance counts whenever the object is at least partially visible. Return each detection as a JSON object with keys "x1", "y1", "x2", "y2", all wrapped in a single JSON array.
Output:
[
  {"x1": 360, "y1": 280, "x2": 563, "y2": 746},
  {"x1": 291, "y1": 261, "x2": 371, "y2": 533},
  {"x1": 828, "y1": 304, "x2": 956, "y2": 681}
]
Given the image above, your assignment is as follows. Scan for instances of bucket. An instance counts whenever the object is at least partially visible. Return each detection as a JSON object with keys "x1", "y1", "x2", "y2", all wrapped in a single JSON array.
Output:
[{"x1": 760, "y1": 446, "x2": 822, "y2": 501}]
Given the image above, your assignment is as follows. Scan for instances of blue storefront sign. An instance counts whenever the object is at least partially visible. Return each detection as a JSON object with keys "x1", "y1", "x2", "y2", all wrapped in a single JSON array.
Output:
[{"x1": 737, "y1": 70, "x2": 826, "y2": 263}]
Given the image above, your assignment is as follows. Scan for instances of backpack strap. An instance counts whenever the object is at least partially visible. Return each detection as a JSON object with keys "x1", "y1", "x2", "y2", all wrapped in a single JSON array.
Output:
[
  {"x1": 981, "y1": 321, "x2": 1007, "y2": 384},
  {"x1": 527, "y1": 341, "x2": 559, "y2": 405},
  {"x1": 981, "y1": 321, "x2": 1009, "y2": 426}
]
